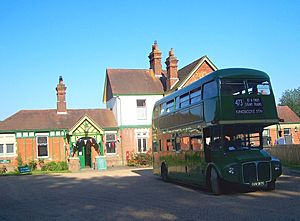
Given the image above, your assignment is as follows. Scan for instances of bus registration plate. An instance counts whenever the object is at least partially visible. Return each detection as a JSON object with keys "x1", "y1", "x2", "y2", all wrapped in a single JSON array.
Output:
[{"x1": 250, "y1": 182, "x2": 265, "y2": 187}]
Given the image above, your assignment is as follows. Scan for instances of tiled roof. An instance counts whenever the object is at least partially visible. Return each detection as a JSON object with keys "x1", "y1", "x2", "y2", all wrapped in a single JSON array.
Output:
[
  {"x1": 106, "y1": 69, "x2": 164, "y2": 95},
  {"x1": 0, "y1": 109, "x2": 117, "y2": 131},
  {"x1": 277, "y1": 106, "x2": 300, "y2": 123}
]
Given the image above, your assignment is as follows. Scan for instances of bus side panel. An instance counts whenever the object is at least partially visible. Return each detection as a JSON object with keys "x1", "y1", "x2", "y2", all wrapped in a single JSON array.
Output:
[
  {"x1": 190, "y1": 104, "x2": 204, "y2": 123},
  {"x1": 185, "y1": 150, "x2": 206, "y2": 185}
]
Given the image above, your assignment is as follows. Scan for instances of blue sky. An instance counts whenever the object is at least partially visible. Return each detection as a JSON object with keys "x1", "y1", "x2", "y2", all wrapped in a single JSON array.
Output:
[{"x1": 1, "y1": 0, "x2": 299, "y2": 120}]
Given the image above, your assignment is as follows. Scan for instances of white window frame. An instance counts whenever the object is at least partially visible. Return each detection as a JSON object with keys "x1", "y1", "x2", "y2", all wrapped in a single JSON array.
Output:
[
  {"x1": 36, "y1": 133, "x2": 49, "y2": 158},
  {"x1": 283, "y1": 128, "x2": 291, "y2": 136},
  {"x1": 136, "y1": 130, "x2": 148, "y2": 153},
  {"x1": 105, "y1": 132, "x2": 117, "y2": 155},
  {"x1": 0, "y1": 134, "x2": 17, "y2": 157}
]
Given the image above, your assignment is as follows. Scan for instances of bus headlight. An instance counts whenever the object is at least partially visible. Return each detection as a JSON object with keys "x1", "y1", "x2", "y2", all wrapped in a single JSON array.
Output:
[
  {"x1": 228, "y1": 167, "x2": 235, "y2": 175},
  {"x1": 274, "y1": 161, "x2": 281, "y2": 171}
]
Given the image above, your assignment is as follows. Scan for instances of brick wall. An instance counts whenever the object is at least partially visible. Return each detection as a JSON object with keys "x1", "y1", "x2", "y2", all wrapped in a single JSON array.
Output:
[
  {"x1": 17, "y1": 137, "x2": 66, "y2": 164},
  {"x1": 184, "y1": 61, "x2": 214, "y2": 87}
]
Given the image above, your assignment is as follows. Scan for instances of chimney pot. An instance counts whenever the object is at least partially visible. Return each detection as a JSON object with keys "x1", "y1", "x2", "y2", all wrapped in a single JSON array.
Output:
[
  {"x1": 56, "y1": 76, "x2": 67, "y2": 114},
  {"x1": 165, "y1": 48, "x2": 179, "y2": 91},
  {"x1": 149, "y1": 41, "x2": 162, "y2": 76}
]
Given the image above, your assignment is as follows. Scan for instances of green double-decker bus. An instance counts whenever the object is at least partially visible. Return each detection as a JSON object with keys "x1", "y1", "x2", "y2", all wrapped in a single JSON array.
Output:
[{"x1": 152, "y1": 68, "x2": 282, "y2": 194}]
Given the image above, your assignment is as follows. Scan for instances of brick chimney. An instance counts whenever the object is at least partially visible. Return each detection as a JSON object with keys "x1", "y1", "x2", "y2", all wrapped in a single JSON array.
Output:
[
  {"x1": 148, "y1": 41, "x2": 162, "y2": 76},
  {"x1": 56, "y1": 76, "x2": 67, "y2": 114},
  {"x1": 165, "y1": 48, "x2": 178, "y2": 90}
]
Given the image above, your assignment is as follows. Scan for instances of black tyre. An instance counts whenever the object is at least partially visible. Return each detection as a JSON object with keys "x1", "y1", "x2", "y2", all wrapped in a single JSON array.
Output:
[
  {"x1": 210, "y1": 167, "x2": 222, "y2": 195},
  {"x1": 161, "y1": 164, "x2": 168, "y2": 182}
]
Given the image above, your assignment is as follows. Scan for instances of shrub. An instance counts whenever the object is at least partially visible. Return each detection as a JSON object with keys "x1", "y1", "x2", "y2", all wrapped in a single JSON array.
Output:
[
  {"x1": 38, "y1": 159, "x2": 45, "y2": 169},
  {"x1": 28, "y1": 160, "x2": 37, "y2": 171},
  {"x1": 17, "y1": 155, "x2": 23, "y2": 167},
  {"x1": 0, "y1": 165, "x2": 7, "y2": 174},
  {"x1": 127, "y1": 151, "x2": 153, "y2": 167},
  {"x1": 41, "y1": 161, "x2": 68, "y2": 171}
]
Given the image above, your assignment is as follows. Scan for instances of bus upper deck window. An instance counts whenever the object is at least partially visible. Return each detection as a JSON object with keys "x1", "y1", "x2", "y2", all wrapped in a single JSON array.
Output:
[
  {"x1": 190, "y1": 87, "x2": 201, "y2": 104},
  {"x1": 221, "y1": 79, "x2": 245, "y2": 96},
  {"x1": 179, "y1": 93, "x2": 190, "y2": 108},
  {"x1": 166, "y1": 100, "x2": 174, "y2": 112},
  {"x1": 160, "y1": 103, "x2": 166, "y2": 114},
  {"x1": 247, "y1": 80, "x2": 270, "y2": 95},
  {"x1": 257, "y1": 82, "x2": 270, "y2": 95},
  {"x1": 203, "y1": 81, "x2": 218, "y2": 99}
]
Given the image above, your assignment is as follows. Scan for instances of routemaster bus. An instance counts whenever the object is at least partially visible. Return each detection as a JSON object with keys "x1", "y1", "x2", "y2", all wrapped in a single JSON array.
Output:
[{"x1": 152, "y1": 68, "x2": 282, "y2": 195}]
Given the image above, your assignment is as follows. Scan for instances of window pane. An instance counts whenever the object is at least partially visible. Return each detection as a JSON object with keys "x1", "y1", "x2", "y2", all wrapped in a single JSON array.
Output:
[
  {"x1": 180, "y1": 93, "x2": 189, "y2": 102},
  {"x1": 106, "y1": 134, "x2": 116, "y2": 141},
  {"x1": 180, "y1": 100, "x2": 189, "y2": 108},
  {"x1": 190, "y1": 88, "x2": 201, "y2": 104},
  {"x1": 166, "y1": 100, "x2": 174, "y2": 112},
  {"x1": 137, "y1": 99, "x2": 146, "y2": 107},
  {"x1": 37, "y1": 136, "x2": 48, "y2": 157},
  {"x1": 143, "y1": 138, "x2": 147, "y2": 152},
  {"x1": 203, "y1": 81, "x2": 218, "y2": 99},
  {"x1": 284, "y1": 128, "x2": 290, "y2": 135},
  {"x1": 37, "y1": 136, "x2": 47, "y2": 145},
  {"x1": 247, "y1": 80, "x2": 270, "y2": 95},
  {"x1": 221, "y1": 79, "x2": 245, "y2": 96},
  {"x1": 0, "y1": 144, "x2": 3, "y2": 154},
  {"x1": 6, "y1": 144, "x2": 14, "y2": 154},
  {"x1": 106, "y1": 141, "x2": 116, "y2": 153},
  {"x1": 138, "y1": 139, "x2": 142, "y2": 152},
  {"x1": 38, "y1": 145, "x2": 48, "y2": 157},
  {"x1": 190, "y1": 88, "x2": 201, "y2": 98},
  {"x1": 191, "y1": 137, "x2": 203, "y2": 151}
]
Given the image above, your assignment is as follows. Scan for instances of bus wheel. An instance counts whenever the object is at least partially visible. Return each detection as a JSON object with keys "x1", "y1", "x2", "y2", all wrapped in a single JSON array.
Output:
[
  {"x1": 161, "y1": 164, "x2": 168, "y2": 182},
  {"x1": 210, "y1": 167, "x2": 222, "y2": 195},
  {"x1": 266, "y1": 180, "x2": 275, "y2": 191}
]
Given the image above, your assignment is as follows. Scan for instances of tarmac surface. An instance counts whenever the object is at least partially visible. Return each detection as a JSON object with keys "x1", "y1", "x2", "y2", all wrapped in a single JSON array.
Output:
[{"x1": 0, "y1": 167, "x2": 299, "y2": 221}]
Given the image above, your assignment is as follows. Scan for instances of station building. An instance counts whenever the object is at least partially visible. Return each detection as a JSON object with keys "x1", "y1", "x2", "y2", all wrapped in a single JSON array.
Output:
[
  {"x1": 0, "y1": 42, "x2": 217, "y2": 171},
  {"x1": 10, "y1": 42, "x2": 300, "y2": 170}
]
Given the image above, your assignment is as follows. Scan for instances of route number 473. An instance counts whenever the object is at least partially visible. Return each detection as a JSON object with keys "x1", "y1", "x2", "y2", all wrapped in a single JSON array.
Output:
[{"x1": 235, "y1": 99, "x2": 243, "y2": 107}]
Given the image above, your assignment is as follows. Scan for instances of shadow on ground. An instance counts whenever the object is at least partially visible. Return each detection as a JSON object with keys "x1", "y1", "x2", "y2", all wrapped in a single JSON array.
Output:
[{"x1": 0, "y1": 168, "x2": 299, "y2": 221}]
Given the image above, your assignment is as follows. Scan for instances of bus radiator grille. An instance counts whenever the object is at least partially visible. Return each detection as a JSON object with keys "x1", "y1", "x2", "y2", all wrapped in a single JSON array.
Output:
[{"x1": 242, "y1": 162, "x2": 271, "y2": 184}]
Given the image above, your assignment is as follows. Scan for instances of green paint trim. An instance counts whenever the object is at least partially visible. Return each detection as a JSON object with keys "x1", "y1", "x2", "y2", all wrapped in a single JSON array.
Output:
[
  {"x1": 119, "y1": 125, "x2": 151, "y2": 129},
  {"x1": 72, "y1": 132, "x2": 103, "y2": 137},
  {"x1": 0, "y1": 128, "x2": 69, "y2": 133},
  {"x1": 0, "y1": 130, "x2": 17, "y2": 133},
  {"x1": 113, "y1": 93, "x2": 163, "y2": 96},
  {"x1": 103, "y1": 127, "x2": 119, "y2": 131}
]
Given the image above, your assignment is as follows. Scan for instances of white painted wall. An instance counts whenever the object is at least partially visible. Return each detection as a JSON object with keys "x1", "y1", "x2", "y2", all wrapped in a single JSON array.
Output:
[
  {"x1": 106, "y1": 97, "x2": 119, "y2": 124},
  {"x1": 107, "y1": 95, "x2": 163, "y2": 126}
]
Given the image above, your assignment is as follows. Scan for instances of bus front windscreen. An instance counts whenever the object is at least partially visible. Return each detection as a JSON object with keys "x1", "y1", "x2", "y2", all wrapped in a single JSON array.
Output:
[
  {"x1": 223, "y1": 132, "x2": 261, "y2": 151},
  {"x1": 220, "y1": 126, "x2": 263, "y2": 151}
]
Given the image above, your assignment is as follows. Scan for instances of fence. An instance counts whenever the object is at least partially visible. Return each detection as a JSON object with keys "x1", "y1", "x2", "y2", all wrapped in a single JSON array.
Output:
[{"x1": 266, "y1": 144, "x2": 300, "y2": 165}]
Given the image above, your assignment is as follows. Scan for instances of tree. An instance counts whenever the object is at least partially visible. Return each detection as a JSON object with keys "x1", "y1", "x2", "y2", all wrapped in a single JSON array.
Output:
[{"x1": 278, "y1": 87, "x2": 300, "y2": 117}]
